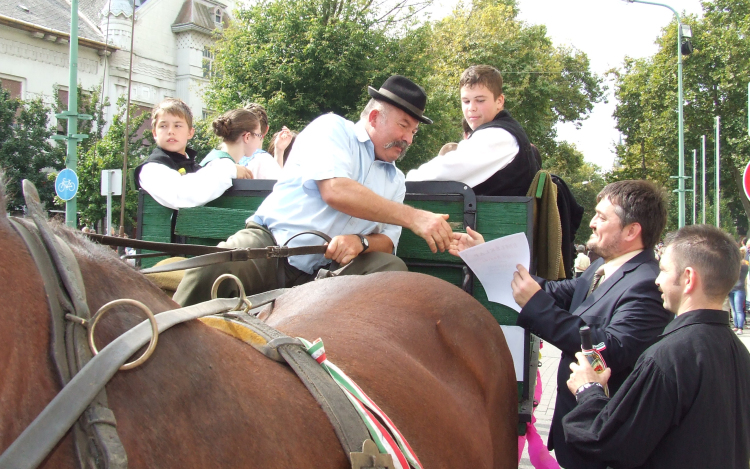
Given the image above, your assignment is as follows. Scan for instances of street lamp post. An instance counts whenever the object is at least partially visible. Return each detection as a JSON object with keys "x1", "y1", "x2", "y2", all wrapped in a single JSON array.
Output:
[{"x1": 624, "y1": 0, "x2": 690, "y2": 228}]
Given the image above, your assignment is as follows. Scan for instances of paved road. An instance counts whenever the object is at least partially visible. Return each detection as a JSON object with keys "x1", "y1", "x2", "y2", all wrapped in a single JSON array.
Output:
[{"x1": 518, "y1": 328, "x2": 750, "y2": 468}]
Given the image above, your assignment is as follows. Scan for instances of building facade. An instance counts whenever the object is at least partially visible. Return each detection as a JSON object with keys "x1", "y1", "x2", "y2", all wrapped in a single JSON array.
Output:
[{"x1": 0, "y1": 0, "x2": 237, "y2": 127}]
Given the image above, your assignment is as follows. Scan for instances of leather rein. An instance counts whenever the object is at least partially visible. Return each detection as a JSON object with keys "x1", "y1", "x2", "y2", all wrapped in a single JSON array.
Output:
[{"x1": 84, "y1": 231, "x2": 331, "y2": 275}]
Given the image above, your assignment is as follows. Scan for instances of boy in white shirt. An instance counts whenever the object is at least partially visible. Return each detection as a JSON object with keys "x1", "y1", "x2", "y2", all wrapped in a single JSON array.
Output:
[
  {"x1": 134, "y1": 98, "x2": 252, "y2": 209},
  {"x1": 406, "y1": 65, "x2": 539, "y2": 196}
]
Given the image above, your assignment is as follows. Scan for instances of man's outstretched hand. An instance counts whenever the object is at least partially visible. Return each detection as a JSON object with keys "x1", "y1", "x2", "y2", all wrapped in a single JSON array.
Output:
[
  {"x1": 409, "y1": 210, "x2": 453, "y2": 253},
  {"x1": 448, "y1": 227, "x2": 485, "y2": 256}
]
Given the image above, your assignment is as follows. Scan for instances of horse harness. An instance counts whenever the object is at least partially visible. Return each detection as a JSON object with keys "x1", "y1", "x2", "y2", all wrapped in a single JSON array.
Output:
[{"x1": 1, "y1": 180, "x2": 393, "y2": 469}]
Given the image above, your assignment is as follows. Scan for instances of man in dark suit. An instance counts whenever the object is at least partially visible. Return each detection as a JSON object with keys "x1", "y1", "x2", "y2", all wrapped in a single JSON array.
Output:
[
  {"x1": 511, "y1": 180, "x2": 672, "y2": 469},
  {"x1": 450, "y1": 179, "x2": 672, "y2": 469}
]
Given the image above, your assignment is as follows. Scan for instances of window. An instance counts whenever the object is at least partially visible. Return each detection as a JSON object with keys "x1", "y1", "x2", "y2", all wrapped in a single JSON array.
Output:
[
  {"x1": 202, "y1": 46, "x2": 215, "y2": 79},
  {"x1": 1, "y1": 78, "x2": 22, "y2": 100},
  {"x1": 214, "y1": 7, "x2": 222, "y2": 24},
  {"x1": 56, "y1": 87, "x2": 69, "y2": 134}
]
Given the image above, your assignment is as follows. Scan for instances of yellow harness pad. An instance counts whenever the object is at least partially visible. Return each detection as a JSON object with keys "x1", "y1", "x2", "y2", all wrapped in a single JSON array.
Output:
[
  {"x1": 143, "y1": 257, "x2": 187, "y2": 293},
  {"x1": 199, "y1": 316, "x2": 269, "y2": 348}
]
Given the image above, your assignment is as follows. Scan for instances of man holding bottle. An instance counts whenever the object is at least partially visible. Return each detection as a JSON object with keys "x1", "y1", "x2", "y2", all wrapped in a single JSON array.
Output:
[
  {"x1": 563, "y1": 224, "x2": 750, "y2": 468},
  {"x1": 451, "y1": 179, "x2": 673, "y2": 469}
]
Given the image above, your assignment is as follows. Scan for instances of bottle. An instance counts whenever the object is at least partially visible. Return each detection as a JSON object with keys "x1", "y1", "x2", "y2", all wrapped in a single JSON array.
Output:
[{"x1": 579, "y1": 326, "x2": 609, "y2": 397}]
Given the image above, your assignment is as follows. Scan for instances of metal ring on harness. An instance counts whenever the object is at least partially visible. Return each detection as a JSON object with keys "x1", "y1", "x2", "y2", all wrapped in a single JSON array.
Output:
[
  {"x1": 88, "y1": 299, "x2": 159, "y2": 371},
  {"x1": 211, "y1": 274, "x2": 252, "y2": 312}
]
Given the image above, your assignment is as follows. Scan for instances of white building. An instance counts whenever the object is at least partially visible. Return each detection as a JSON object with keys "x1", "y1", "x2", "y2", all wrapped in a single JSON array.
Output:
[{"x1": 0, "y1": 0, "x2": 237, "y2": 127}]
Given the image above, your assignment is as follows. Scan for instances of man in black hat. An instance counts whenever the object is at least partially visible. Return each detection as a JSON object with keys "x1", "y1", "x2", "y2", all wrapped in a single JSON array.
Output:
[{"x1": 174, "y1": 75, "x2": 454, "y2": 306}]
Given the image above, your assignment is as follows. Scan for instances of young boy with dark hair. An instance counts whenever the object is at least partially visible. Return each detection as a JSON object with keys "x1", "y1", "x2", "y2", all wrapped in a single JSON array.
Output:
[
  {"x1": 406, "y1": 64, "x2": 539, "y2": 196},
  {"x1": 134, "y1": 98, "x2": 251, "y2": 209}
]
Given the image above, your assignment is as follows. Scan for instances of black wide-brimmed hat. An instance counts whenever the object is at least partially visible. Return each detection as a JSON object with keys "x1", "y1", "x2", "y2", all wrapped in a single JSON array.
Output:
[{"x1": 368, "y1": 75, "x2": 432, "y2": 124}]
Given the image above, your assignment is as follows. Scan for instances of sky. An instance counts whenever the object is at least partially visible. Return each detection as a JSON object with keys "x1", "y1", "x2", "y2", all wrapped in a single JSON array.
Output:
[{"x1": 429, "y1": 0, "x2": 705, "y2": 170}]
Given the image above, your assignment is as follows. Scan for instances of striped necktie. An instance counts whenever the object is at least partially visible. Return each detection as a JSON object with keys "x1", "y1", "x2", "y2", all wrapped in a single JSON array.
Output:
[{"x1": 587, "y1": 266, "x2": 606, "y2": 298}]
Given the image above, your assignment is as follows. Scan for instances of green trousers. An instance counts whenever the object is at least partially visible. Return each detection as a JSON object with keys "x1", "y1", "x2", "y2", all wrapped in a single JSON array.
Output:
[{"x1": 172, "y1": 222, "x2": 407, "y2": 306}]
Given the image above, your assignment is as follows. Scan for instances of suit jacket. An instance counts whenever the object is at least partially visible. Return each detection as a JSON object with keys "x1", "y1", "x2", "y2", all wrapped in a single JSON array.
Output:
[{"x1": 517, "y1": 249, "x2": 672, "y2": 469}]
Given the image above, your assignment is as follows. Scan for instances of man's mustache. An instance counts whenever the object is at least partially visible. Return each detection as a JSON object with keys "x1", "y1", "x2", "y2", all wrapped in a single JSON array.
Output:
[
  {"x1": 384, "y1": 140, "x2": 409, "y2": 151},
  {"x1": 384, "y1": 140, "x2": 410, "y2": 161}
]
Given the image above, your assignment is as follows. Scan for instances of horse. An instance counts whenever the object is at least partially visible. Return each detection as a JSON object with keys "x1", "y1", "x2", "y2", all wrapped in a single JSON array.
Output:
[{"x1": 0, "y1": 181, "x2": 518, "y2": 468}]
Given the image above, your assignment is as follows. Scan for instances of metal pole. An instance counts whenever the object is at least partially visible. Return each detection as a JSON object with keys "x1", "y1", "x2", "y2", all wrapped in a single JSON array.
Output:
[
  {"x1": 106, "y1": 171, "x2": 113, "y2": 236},
  {"x1": 119, "y1": 0, "x2": 137, "y2": 237},
  {"x1": 701, "y1": 135, "x2": 706, "y2": 224},
  {"x1": 715, "y1": 117, "x2": 720, "y2": 227},
  {"x1": 65, "y1": 0, "x2": 80, "y2": 228},
  {"x1": 692, "y1": 149, "x2": 696, "y2": 224},
  {"x1": 626, "y1": 0, "x2": 685, "y2": 227}
]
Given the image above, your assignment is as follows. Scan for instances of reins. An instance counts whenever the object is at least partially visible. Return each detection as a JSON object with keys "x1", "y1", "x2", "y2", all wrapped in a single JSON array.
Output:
[{"x1": 83, "y1": 231, "x2": 332, "y2": 275}]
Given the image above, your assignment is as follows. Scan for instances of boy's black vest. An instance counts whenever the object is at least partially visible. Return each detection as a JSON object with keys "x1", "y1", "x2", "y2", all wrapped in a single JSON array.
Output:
[
  {"x1": 133, "y1": 147, "x2": 199, "y2": 189},
  {"x1": 470, "y1": 110, "x2": 539, "y2": 197}
]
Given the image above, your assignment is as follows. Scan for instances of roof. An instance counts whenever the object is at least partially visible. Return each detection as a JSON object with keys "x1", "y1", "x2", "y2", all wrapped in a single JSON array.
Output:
[
  {"x1": 0, "y1": 0, "x2": 106, "y2": 42},
  {"x1": 172, "y1": 0, "x2": 229, "y2": 33}
]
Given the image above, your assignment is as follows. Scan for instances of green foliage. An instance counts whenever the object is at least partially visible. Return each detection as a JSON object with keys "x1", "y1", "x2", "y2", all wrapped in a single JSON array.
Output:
[
  {"x1": 612, "y1": 0, "x2": 750, "y2": 233},
  {"x1": 543, "y1": 141, "x2": 605, "y2": 243},
  {"x1": 0, "y1": 88, "x2": 64, "y2": 212},
  {"x1": 191, "y1": 118, "x2": 221, "y2": 164},
  {"x1": 76, "y1": 97, "x2": 152, "y2": 229},
  {"x1": 208, "y1": 0, "x2": 398, "y2": 129}
]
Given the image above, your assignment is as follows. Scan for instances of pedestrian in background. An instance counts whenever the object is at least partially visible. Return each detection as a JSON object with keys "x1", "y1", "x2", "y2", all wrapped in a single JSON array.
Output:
[
  {"x1": 573, "y1": 245, "x2": 590, "y2": 278},
  {"x1": 730, "y1": 245, "x2": 748, "y2": 334}
]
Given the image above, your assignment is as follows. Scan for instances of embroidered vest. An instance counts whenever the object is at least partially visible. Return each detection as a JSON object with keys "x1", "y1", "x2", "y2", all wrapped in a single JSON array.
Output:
[{"x1": 133, "y1": 147, "x2": 199, "y2": 189}]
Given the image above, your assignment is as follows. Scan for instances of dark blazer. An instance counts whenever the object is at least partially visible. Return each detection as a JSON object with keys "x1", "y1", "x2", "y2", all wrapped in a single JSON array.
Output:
[{"x1": 517, "y1": 249, "x2": 672, "y2": 469}]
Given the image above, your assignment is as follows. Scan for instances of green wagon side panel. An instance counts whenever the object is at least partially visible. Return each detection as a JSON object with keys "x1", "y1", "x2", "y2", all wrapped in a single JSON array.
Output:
[
  {"x1": 139, "y1": 194, "x2": 174, "y2": 268},
  {"x1": 175, "y1": 206, "x2": 253, "y2": 240}
]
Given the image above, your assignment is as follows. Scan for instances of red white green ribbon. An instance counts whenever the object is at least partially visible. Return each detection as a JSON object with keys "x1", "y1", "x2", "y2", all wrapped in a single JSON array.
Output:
[{"x1": 298, "y1": 337, "x2": 423, "y2": 469}]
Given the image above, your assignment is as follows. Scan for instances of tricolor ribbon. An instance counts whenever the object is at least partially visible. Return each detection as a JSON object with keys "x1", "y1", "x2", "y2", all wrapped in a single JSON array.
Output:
[{"x1": 298, "y1": 337, "x2": 423, "y2": 469}]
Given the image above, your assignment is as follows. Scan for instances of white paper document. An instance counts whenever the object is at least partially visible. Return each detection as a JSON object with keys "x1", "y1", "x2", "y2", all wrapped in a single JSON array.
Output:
[
  {"x1": 500, "y1": 325, "x2": 525, "y2": 381},
  {"x1": 458, "y1": 232, "x2": 530, "y2": 312}
]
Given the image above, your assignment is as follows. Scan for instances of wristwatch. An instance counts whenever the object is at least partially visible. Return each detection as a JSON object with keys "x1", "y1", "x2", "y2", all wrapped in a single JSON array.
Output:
[
  {"x1": 356, "y1": 234, "x2": 369, "y2": 254},
  {"x1": 575, "y1": 382, "x2": 603, "y2": 401}
]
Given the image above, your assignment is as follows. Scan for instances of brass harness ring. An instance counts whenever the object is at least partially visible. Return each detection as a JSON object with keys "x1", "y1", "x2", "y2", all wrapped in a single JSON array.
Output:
[
  {"x1": 210, "y1": 274, "x2": 252, "y2": 313},
  {"x1": 88, "y1": 299, "x2": 159, "y2": 371}
]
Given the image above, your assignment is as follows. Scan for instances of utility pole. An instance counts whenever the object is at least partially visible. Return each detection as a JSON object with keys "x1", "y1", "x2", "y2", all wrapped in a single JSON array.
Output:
[
  {"x1": 715, "y1": 117, "x2": 720, "y2": 227},
  {"x1": 692, "y1": 149, "x2": 696, "y2": 224},
  {"x1": 53, "y1": 0, "x2": 92, "y2": 227},
  {"x1": 701, "y1": 135, "x2": 706, "y2": 224}
]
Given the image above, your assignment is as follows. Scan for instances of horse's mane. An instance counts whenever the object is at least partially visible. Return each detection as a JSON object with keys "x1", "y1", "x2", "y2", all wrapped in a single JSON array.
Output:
[{"x1": 48, "y1": 219, "x2": 124, "y2": 265}]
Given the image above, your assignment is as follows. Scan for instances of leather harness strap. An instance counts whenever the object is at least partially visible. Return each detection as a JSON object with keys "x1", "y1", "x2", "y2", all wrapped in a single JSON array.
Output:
[
  {"x1": 201, "y1": 313, "x2": 371, "y2": 456},
  {"x1": 11, "y1": 180, "x2": 128, "y2": 469}
]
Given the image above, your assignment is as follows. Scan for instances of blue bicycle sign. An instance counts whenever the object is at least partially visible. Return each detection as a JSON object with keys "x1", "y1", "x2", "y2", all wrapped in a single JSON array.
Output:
[{"x1": 55, "y1": 169, "x2": 79, "y2": 201}]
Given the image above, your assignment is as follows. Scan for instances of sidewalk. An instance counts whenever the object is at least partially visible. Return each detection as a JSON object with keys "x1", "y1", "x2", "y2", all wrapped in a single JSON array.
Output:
[{"x1": 518, "y1": 332, "x2": 750, "y2": 468}]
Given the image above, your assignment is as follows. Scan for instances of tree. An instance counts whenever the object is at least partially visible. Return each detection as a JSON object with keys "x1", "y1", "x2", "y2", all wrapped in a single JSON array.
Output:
[
  {"x1": 0, "y1": 88, "x2": 63, "y2": 212},
  {"x1": 611, "y1": 0, "x2": 750, "y2": 234},
  {"x1": 206, "y1": 0, "x2": 432, "y2": 131},
  {"x1": 76, "y1": 97, "x2": 152, "y2": 230}
]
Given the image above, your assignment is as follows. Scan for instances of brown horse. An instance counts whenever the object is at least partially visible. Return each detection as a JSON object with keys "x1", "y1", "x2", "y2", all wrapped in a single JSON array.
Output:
[{"x1": 0, "y1": 188, "x2": 518, "y2": 468}]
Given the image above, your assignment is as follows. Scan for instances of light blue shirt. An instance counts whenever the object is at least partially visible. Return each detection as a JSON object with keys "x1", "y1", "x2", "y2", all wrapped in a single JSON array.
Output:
[
  {"x1": 251, "y1": 113, "x2": 405, "y2": 274},
  {"x1": 238, "y1": 149, "x2": 270, "y2": 166}
]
